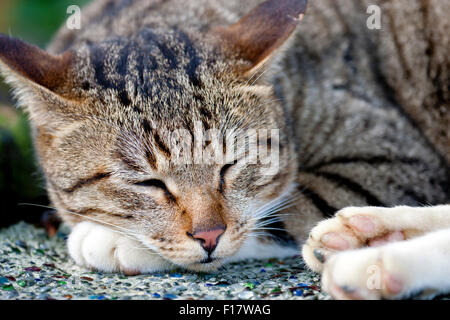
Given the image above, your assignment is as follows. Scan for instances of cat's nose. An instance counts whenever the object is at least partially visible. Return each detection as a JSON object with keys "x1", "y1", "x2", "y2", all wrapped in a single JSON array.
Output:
[{"x1": 190, "y1": 226, "x2": 226, "y2": 254}]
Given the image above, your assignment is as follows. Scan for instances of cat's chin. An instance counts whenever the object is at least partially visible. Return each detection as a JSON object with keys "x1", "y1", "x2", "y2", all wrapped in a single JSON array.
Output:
[{"x1": 182, "y1": 259, "x2": 225, "y2": 272}]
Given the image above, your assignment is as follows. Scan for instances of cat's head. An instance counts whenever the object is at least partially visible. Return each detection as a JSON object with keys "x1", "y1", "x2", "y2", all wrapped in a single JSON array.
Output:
[{"x1": 0, "y1": 0, "x2": 307, "y2": 271}]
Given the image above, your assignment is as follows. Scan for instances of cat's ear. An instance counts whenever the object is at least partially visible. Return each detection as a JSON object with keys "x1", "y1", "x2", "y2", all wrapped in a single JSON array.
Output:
[
  {"x1": 0, "y1": 34, "x2": 80, "y2": 127},
  {"x1": 0, "y1": 33, "x2": 75, "y2": 98},
  {"x1": 210, "y1": 0, "x2": 307, "y2": 77}
]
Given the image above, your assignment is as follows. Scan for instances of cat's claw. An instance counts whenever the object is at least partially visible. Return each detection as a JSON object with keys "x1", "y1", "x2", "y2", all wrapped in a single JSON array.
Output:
[{"x1": 67, "y1": 221, "x2": 173, "y2": 275}]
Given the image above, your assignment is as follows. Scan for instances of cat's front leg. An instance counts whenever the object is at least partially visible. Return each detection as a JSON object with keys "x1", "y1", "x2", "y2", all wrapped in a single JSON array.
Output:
[
  {"x1": 302, "y1": 205, "x2": 450, "y2": 272},
  {"x1": 320, "y1": 228, "x2": 450, "y2": 299},
  {"x1": 67, "y1": 221, "x2": 173, "y2": 275}
]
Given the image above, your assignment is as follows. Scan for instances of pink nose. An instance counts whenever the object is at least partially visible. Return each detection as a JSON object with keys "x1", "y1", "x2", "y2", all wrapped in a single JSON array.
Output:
[{"x1": 191, "y1": 226, "x2": 226, "y2": 254}]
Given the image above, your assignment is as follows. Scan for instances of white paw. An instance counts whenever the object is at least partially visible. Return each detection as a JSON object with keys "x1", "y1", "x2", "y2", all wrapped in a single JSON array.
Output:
[
  {"x1": 302, "y1": 206, "x2": 409, "y2": 272},
  {"x1": 67, "y1": 221, "x2": 173, "y2": 274},
  {"x1": 321, "y1": 246, "x2": 431, "y2": 300}
]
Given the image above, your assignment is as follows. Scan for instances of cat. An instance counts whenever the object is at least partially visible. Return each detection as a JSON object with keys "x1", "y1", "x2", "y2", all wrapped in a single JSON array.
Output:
[{"x1": 0, "y1": 0, "x2": 448, "y2": 300}]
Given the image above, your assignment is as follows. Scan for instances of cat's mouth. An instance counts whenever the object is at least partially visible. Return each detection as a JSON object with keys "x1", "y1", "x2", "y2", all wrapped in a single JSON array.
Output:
[{"x1": 199, "y1": 257, "x2": 218, "y2": 264}]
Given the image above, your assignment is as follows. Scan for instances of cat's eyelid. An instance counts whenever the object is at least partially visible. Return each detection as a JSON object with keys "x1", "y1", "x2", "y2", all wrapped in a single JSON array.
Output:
[
  {"x1": 219, "y1": 160, "x2": 238, "y2": 193},
  {"x1": 134, "y1": 178, "x2": 168, "y2": 190},
  {"x1": 220, "y1": 160, "x2": 238, "y2": 176},
  {"x1": 134, "y1": 179, "x2": 177, "y2": 202}
]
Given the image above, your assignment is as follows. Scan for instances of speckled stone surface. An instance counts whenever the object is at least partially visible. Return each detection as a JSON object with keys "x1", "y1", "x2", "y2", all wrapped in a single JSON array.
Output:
[{"x1": 0, "y1": 222, "x2": 330, "y2": 300}]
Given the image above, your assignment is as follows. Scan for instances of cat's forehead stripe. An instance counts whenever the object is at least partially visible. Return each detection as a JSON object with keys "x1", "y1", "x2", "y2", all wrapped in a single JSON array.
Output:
[
  {"x1": 141, "y1": 119, "x2": 172, "y2": 159},
  {"x1": 85, "y1": 28, "x2": 204, "y2": 106}
]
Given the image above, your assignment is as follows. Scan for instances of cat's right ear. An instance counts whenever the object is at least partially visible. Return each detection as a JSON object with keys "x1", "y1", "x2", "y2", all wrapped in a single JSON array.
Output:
[
  {"x1": 209, "y1": 0, "x2": 307, "y2": 78},
  {"x1": 0, "y1": 33, "x2": 76, "y2": 102}
]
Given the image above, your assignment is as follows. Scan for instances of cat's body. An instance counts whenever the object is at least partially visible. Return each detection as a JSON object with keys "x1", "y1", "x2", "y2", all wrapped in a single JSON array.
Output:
[{"x1": 0, "y1": 0, "x2": 449, "y2": 299}]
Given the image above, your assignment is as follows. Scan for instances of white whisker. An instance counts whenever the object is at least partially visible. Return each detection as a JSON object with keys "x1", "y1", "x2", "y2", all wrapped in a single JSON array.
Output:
[
  {"x1": 18, "y1": 203, "x2": 141, "y2": 241},
  {"x1": 250, "y1": 227, "x2": 287, "y2": 232}
]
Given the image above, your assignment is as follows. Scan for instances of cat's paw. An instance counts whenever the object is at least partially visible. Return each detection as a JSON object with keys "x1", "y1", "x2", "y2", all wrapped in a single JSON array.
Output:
[
  {"x1": 321, "y1": 247, "x2": 404, "y2": 299},
  {"x1": 320, "y1": 245, "x2": 435, "y2": 300},
  {"x1": 302, "y1": 206, "x2": 408, "y2": 272},
  {"x1": 67, "y1": 221, "x2": 173, "y2": 275}
]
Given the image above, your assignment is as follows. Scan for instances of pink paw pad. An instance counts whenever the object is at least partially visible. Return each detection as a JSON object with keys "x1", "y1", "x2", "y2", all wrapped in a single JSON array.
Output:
[
  {"x1": 383, "y1": 273, "x2": 404, "y2": 295},
  {"x1": 321, "y1": 232, "x2": 350, "y2": 250},
  {"x1": 348, "y1": 215, "x2": 377, "y2": 235}
]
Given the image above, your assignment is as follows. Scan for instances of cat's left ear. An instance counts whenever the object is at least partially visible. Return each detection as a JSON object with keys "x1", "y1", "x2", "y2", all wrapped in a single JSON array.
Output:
[
  {"x1": 0, "y1": 34, "x2": 75, "y2": 98},
  {"x1": 209, "y1": 0, "x2": 307, "y2": 78}
]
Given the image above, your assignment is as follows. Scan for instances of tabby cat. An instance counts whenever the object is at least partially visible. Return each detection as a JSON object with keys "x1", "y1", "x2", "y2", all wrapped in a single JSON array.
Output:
[{"x1": 0, "y1": 0, "x2": 449, "y2": 300}]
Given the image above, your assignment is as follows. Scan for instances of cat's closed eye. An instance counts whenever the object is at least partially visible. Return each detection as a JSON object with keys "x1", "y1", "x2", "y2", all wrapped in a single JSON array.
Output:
[
  {"x1": 219, "y1": 161, "x2": 237, "y2": 193},
  {"x1": 135, "y1": 179, "x2": 169, "y2": 191},
  {"x1": 135, "y1": 179, "x2": 176, "y2": 201}
]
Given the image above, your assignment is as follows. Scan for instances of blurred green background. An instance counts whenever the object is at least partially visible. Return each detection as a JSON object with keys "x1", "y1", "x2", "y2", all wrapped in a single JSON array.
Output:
[{"x1": 0, "y1": 0, "x2": 90, "y2": 228}]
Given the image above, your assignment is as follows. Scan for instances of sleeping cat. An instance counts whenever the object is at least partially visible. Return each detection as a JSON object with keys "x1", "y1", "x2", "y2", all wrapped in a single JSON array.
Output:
[{"x1": 0, "y1": 0, "x2": 448, "y2": 300}]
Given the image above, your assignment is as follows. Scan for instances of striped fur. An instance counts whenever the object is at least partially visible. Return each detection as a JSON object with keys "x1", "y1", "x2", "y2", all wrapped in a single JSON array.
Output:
[{"x1": 0, "y1": 0, "x2": 448, "y2": 273}]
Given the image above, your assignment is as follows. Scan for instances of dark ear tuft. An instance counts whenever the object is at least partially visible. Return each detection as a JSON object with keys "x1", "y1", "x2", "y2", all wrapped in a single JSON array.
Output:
[
  {"x1": 210, "y1": 0, "x2": 307, "y2": 76},
  {"x1": 0, "y1": 33, "x2": 74, "y2": 93}
]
